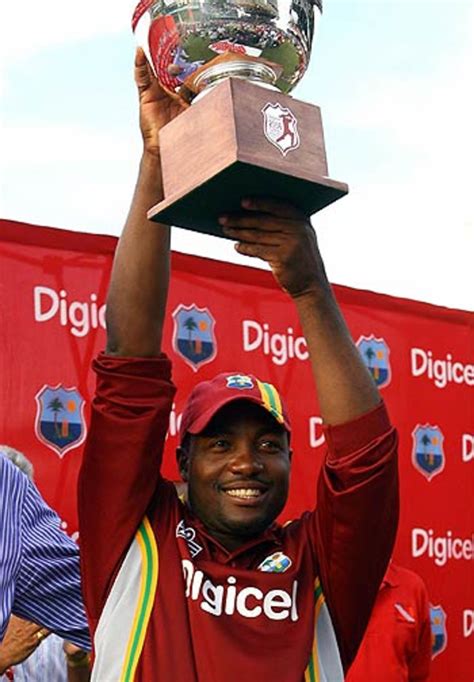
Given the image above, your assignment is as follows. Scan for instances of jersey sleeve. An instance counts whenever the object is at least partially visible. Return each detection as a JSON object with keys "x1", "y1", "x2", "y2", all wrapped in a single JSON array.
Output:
[
  {"x1": 78, "y1": 353, "x2": 176, "y2": 629},
  {"x1": 312, "y1": 402, "x2": 399, "y2": 671},
  {"x1": 13, "y1": 482, "x2": 91, "y2": 650}
]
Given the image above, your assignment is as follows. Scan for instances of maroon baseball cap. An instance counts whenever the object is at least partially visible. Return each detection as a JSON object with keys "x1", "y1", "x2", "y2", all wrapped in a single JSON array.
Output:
[{"x1": 179, "y1": 373, "x2": 291, "y2": 442}]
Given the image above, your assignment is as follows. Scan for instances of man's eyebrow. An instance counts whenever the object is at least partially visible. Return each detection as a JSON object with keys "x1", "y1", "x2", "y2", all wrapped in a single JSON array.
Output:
[
  {"x1": 199, "y1": 421, "x2": 285, "y2": 438},
  {"x1": 199, "y1": 425, "x2": 234, "y2": 437},
  {"x1": 257, "y1": 426, "x2": 287, "y2": 439}
]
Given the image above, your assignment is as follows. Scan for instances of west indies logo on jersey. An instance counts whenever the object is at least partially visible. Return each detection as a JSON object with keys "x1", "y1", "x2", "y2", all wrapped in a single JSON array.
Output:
[
  {"x1": 430, "y1": 604, "x2": 447, "y2": 658},
  {"x1": 412, "y1": 425, "x2": 445, "y2": 481},
  {"x1": 258, "y1": 551, "x2": 292, "y2": 573},
  {"x1": 356, "y1": 335, "x2": 392, "y2": 388},
  {"x1": 34, "y1": 385, "x2": 86, "y2": 458},
  {"x1": 172, "y1": 304, "x2": 217, "y2": 372},
  {"x1": 262, "y1": 103, "x2": 300, "y2": 157}
]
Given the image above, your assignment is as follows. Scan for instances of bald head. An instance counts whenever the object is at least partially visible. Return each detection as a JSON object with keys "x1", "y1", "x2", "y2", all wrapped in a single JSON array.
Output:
[{"x1": 0, "y1": 445, "x2": 34, "y2": 481}]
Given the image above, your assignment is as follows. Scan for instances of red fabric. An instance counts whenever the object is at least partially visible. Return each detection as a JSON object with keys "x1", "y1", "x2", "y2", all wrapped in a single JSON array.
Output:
[
  {"x1": 347, "y1": 563, "x2": 432, "y2": 682},
  {"x1": 78, "y1": 354, "x2": 398, "y2": 680},
  {"x1": 0, "y1": 218, "x2": 472, "y2": 681}
]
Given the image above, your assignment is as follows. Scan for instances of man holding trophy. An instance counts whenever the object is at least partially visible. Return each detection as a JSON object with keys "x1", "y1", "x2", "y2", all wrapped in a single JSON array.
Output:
[{"x1": 78, "y1": 2, "x2": 399, "y2": 678}]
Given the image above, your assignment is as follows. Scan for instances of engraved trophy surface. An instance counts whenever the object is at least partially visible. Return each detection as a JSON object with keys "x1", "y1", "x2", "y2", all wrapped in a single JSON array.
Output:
[{"x1": 133, "y1": 0, "x2": 348, "y2": 237}]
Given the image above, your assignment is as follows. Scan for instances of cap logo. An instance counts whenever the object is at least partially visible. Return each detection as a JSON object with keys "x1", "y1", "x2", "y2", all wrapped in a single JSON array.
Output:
[
  {"x1": 226, "y1": 375, "x2": 254, "y2": 390},
  {"x1": 225, "y1": 375, "x2": 285, "y2": 426}
]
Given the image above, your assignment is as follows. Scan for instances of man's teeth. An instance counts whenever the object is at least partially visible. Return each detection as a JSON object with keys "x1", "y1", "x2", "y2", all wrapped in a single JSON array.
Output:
[{"x1": 225, "y1": 489, "x2": 263, "y2": 499}]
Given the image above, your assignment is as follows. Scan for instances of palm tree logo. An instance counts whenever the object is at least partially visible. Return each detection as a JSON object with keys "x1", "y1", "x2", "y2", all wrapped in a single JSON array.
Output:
[
  {"x1": 365, "y1": 346, "x2": 376, "y2": 377},
  {"x1": 420, "y1": 432, "x2": 432, "y2": 466},
  {"x1": 183, "y1": 315, "x2": 208, "y2": 356},
  {"x1": 183, "y1": 316, "x2": 198, "y2": 352},
  {"x1": 48, "y1": 397, "x2": 64, "y2": 438},
  {"x1": 364, "y1": 345, "x2": 385, "y2": 382}
]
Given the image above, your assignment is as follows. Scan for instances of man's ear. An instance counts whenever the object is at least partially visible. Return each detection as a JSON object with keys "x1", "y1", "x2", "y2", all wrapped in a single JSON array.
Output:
[{"x1": 176, "y1": 446, "x2": 189, "y2": 482}]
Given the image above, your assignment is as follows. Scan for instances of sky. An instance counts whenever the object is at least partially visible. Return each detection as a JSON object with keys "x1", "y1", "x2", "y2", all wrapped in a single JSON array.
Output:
[{"x1": 0, "y1": 0, "x2": 473, "y2": 311}]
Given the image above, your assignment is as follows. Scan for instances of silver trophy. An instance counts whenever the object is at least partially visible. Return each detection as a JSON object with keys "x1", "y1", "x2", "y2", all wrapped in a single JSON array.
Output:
[
  {"x1": 132, "y1": 0, "x2": 347, "y2": 238},
  {"x1": 133, "y1": 0, "x2": 322, "y2": 101}
]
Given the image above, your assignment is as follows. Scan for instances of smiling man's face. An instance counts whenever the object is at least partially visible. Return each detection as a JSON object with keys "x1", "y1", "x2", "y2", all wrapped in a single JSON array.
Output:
[{"x1": 179, "y1": 400, "x2": 291, "y2": 551}]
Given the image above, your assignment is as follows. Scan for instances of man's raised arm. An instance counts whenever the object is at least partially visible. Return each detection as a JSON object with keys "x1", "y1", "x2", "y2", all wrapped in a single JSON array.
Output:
[
  {"x1": 220, "y1": 196, "x2": 379, "y2": 423},
  {"x1": 106, "y1": 48, "x2": 186, "y2": 357},
  {"x1": 78, "y1": 51, "x2": 184, "y2": 628},
  {"x1": 219, "y1": 198, "x2": 398, "y2": 669}
]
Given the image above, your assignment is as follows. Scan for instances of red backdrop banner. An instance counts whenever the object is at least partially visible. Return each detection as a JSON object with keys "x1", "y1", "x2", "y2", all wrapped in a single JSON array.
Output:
[{"x1": 1, "y1": 219, "x2": 473, "y2": 681}]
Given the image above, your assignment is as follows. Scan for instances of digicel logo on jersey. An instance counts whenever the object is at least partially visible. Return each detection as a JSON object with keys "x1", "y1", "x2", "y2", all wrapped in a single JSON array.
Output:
[{"x1": 182, "y1": 559, "x2": 299, "y2": 621}]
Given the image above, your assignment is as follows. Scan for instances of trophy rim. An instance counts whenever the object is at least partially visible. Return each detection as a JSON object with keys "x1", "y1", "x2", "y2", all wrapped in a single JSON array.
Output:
[{"x1": 132, "y1": 0, "x2": 322, "y2": 101}]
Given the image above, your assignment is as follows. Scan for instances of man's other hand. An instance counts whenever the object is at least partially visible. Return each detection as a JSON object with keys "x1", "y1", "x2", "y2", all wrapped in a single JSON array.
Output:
[{"x1": 0, "y1": 615, "x2": 50, "y2": 672}]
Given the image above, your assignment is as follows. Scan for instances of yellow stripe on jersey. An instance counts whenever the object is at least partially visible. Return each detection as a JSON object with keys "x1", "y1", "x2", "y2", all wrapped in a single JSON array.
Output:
[
  {"x1": 120, "y1": 517, "x2": 159, "y2": 681},
  {"x1": 304, "y1": 578, "x2": 325, "y2": 682}
]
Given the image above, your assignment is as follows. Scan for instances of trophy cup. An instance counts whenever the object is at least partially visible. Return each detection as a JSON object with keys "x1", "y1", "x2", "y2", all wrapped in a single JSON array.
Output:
[{"x1": 133, "y1": 0, "x2": 348, "y2": 236}]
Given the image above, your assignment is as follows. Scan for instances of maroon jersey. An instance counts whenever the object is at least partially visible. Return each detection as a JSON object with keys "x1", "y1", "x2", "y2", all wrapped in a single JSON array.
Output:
[{"x1": 79, "y1": 354, "x2": 399, "y2": 681}]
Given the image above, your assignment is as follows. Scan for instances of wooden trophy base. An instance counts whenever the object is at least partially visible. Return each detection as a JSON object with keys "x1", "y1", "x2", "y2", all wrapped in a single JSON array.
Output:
[{"x1": 148, "y1": 78, "x2": 348, "y2": 237}]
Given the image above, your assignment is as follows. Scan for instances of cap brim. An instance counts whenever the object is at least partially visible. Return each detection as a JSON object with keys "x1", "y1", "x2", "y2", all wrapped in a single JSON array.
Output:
[{"x1": 183, "y1": 394, "x2": 290, "y2": 438}]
